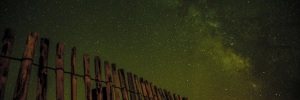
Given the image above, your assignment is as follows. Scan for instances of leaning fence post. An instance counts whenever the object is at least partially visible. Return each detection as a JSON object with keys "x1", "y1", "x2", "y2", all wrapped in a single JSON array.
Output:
[
  {"x1": 177, "y1": 95, "x2": 182, "y2": 100},
  {"x1": 133, "y1": 75, "x2": 143, "y2": 100},
  {"x1": 55, "y1": 43, "x2": 64, "y2": 100},
  {"x1": 140, "y1": 78, "x2": 149, "y2": 100},
  {"x1": 126, "y1": 72, "x2": 135, "y2": 100},
  {"x1": 0, "y1": 28, "x2": 14, "y2": 100},
  {"x1": 145, "y1": 80, "x2": 153, "y2": 99},
  {"x1": 160, "y1": 88, "x2": 167, "y2": 100},
  {"x1": 84, "y1": 55, "x2": 92, "y2": 100},
  {"x1": 154, "y1": 86, "x2": 161, "y2": 100},
  {"x1": 150, "y1": 83, "x2": 158, "y2": 100},
  {"x1": 129, "y1": 73, "x2": 138, "y2": 100},
  {"x1": 71, "y1": 47, "x2": 77, "y2": 100},
  {"x1": 118, "y1": 69, "x2": 128, "y2": 100},
  {"x1": 94, "y1": 56, "x2": 102, "y2": 100},
  {"x1": 111, "y1": 64, "x2": 121, "y2": 100},
  {"x1": 173, "y1": 94, "x2": 178, "y2": 100},
  {"x1": 167, "y1": 91, "x2": 174, "y2": 100},
  {"x1": 13, "y1": 32, "x2": 39, "y2": 100},
  {"x1": 104, "y1": 61, "x2": 113, "y2": 100},
  {"x1": 36, "y1": 38, "x2": 49, "y2": 100}
]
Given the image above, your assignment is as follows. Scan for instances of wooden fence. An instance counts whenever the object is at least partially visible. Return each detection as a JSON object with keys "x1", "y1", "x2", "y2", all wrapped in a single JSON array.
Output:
[{"x1": 0, "y1": 29, "x2": 188, "y2": 100}]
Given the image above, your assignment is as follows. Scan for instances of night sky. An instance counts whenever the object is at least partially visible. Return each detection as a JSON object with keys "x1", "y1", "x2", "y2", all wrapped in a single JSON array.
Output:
[{"x1": 1, "y1": 0, "x2": 300, "y2": 100}]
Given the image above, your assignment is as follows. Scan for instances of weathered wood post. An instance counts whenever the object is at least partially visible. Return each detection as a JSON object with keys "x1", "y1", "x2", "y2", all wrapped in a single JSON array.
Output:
[
  {"x1": 166, "y1": 90, "x2": 174, "y2": 100},
  {"x1": 104, "y1": 61, "x2": 113, "y2": 100},
  {"x1": 84, "y1": 55, "x2": 92, "y2": 100},
  {"x1": 133, "y1": 75, "x2": 143, "y2": 100},
  {"x1": 56, "y1": 42, "x2": 64, "y2": 100},
  {"x1": 145, "y1": 80, "x2": 153, "y2": 99},
  {"x1": 94, "y1": 56, "x2": 102, "y2": 100},
  {"x1": 118, "y1": 69, "x2": 128, "y2": 100},
  {"x1": 140, "y1": 78, "x2": 149, "y2": 100},
  {"x1": 126, "y1": 72, "x2": 134, "y2": 100},
  {"x1": 150, "y1": 83, "x2": 158, "y2": 100},
  {"x1": 173, "y1": 94, "x2": 178, "y2": 100},
  {"x1": 126, "y1": 73, "x2": 131, "y2": 100},
  {"x1": 162, "y1": 89, "x2": 168, "y2": 100},
  {"x1": 129, "y1": 73, "x2": 138, "y2": 100},
  {"x1": 13, "y1": 32, "x2": 39, "y2": 100},
  {"x1": 154, "y1": 86, "x2": 161, "y2": 100},
  {"x1": 111, "y1": 64, "x2": 121, "y2": 100},
  {"x1": 170, "y1": 92, "x2": 175, "y2": 100},
  {"x1": 177, "y1": 95, "x2": 182, "y2": 100},
  {"x1": 159, "y1": 88, "x2": 167, "y2": 100},
  {"x1": 0, "y1": 28, "x2": 14, "y2": 100},
  {"x1": 36, "y1": 38, "x2": 49, "y2": 100},
  {"x1": 71, "y1": 47, "x2": 77, "y2": 100}
]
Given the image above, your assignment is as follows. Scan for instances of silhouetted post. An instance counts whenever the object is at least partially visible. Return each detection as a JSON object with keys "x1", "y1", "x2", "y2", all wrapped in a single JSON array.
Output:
[
  {"x1": 56, "y1": 43, "x2": 64, "y2": 100},
  {"x1": 145, "y1": 80, "x2": 153, "y2": 99},
  {"x1": 150, "y1": 83, "x2": 157, "y2": 100},
  {"x1": 127, "y1": 72, "x2": 134, "y2": 100},
  {"x1": 84, "y1": 55, "x2": 92, "y2": 100},
  {"x1": 162, "y1": 89, "x2": 168, "y2": 100},
  {"x1": 140, "y1": 78, "x2": 149, "y2": 100},
  {"x1": 177, "y1": 95, "x2": 182, "y2": 100},
  {"x1": 94, "y1": 56, "x2": 102, "y2": 100},
  {"x1": 160, "y1": 88, "x2": 167, "y2": 100},
  {"x1": 154, "y1": 86, "x2": 161, "y2": 100},
  {"x1": 104, "y1": 61, "x2": 113, "y2": 100},
  {"x1": 71, "y1": 47, "x2": 77, "y2": 100},
  {"x1": 133, "y1": 75, "x2": 143, "y2": 100},
  {"x1": 118, "y1": 69, "x2": 128, "y2": 100},
  {"x1": 0, "y1": 28, "x2": 14, "y2": 100},
  {"x1": 13, "y1": 32, "x2": 39, "y2": 100},
  {"x1": 36, "y1": 38, "x2": 49, "y2": 100},
  {"x1": 166, "y1": 90, "x2": 174, "y2": 100},
  {"x1": 129, "y1": 74, "x2": 138, "y2": 100},
  {"x1": 173, "y1": 94, "x2": 178, "y2": 100},
  {"x1": 111, "y1": 64, "x2": 121, "y2": 100}
]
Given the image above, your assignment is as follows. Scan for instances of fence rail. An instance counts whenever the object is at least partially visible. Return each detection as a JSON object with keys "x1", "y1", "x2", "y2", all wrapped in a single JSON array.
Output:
[{"x1": 0, "y1": 28, "x2": 188, "y2": 100}]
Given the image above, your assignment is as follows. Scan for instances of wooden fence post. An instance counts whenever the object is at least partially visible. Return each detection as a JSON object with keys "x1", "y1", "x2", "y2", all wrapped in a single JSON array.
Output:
[
  {"x1": 118, "y1": 69, "x2": 128, "y2": 100},
  {"x1": 177, "y1": 95, "x2": 182, "y2": 100},
  {"x1": 84, "y1": 55, "x2": 92, "y2": 100},
  {"x1": 126, "y1": 72, "x2": 133, "y2": 100},
  {"x1": 13, "y1": 32, "x2": 39, "y2": 100},
  {"x1": 0, "y1": 28, "x2": 14, "y2": 100},
  {"x1": 173, "y1": 94, "x2": 178, "y2": 100},
  {"x1": 129, "y1": 73, "x2": 138, "y2": 100},
  {"x1": 111, "y1": 64, "x2": 121, "y2": 100},
  {"x1": 56, "y1": 42, "x2": 64, "y2": 100},
  {"x1": 150, "y1": 83, "x2": 158, "y2": 100},
  {"x1": 127, "y1": 72, "x2": 139, "y2": 100},
  {"x1": 94, "y1": 56, "x2": 102, "y2": 100},
  {"x1": 133, "y1": 75, "x2": 143, "y2": 100},
  {"x1": 140, "y1": 78, "x2": 149, "y2": 100},
  {"x1": 163, "y1": 89, "x2": 171, "y2": 100},
  {"x1": 104, "y1": 61, "x2": 113, "y2": 100},
  {"x1": 154, "y1": 86, "x2": 161, "y2": 100},
  {"x1": 160, "y1": 89, "x2": 167, "y2": 100},
  {"x1": 145, "y1": 80, "x2": 153, "y2": 99},
  {"x1": 167, "y1": 91, "x2": 174, "y2": 100},
  {"x1": 71, "y1": 47, "x2": 77, "y2": 100},
  {"x1": 36, "y1": 38, "x2": 49, "y2": 100}
]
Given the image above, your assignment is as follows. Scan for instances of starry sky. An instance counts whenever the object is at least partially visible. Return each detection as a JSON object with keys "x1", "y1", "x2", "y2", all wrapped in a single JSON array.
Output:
[{"x1": 1, "y1": 0, "x2": 300, "y2": 100}]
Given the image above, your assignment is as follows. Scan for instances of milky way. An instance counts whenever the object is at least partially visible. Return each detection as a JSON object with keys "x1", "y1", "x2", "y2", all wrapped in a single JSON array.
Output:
[{"x1": 1, "y1": 0, "x2": 299, "y2": 99}]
